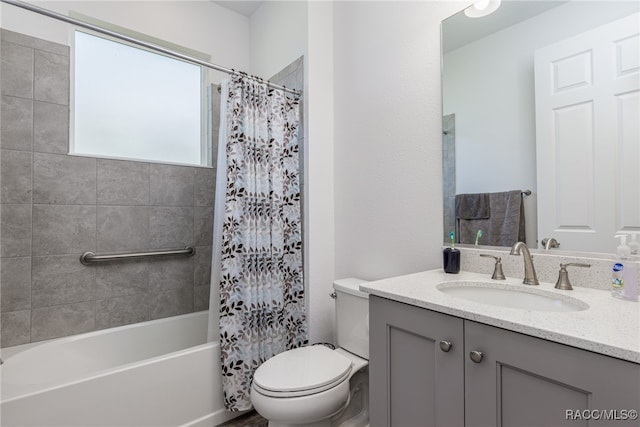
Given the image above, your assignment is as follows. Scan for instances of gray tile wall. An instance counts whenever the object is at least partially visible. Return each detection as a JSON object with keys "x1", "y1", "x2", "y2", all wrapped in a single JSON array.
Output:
[
  {"x1": 442, "y1": 114, "x2": 456, "y2": 243},
  {"x1": 269, "y1": 56, "x2": 305, "y2": 268},
  {"x1": 0, "y1": 29, "x2": 216, "y2": 347}
]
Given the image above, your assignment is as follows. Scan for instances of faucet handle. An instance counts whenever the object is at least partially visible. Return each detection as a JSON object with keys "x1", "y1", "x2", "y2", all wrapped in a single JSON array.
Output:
[
  {"x1": 554, "y1": 263, "x2": 591, "y2": 290},
  {"x1": 479, "y1": 254, "x2": 506, "y2": 280}
]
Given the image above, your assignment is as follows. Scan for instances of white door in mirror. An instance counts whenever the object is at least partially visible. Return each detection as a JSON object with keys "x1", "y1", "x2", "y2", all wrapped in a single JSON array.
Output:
[{"x1": 534, "y1": 13, "x2": 640, "y2": 254}]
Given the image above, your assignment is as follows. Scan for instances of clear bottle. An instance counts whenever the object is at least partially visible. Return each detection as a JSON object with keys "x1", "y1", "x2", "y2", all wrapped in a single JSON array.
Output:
[
  {"x1": 628, "y1": 232, "x2": 639, "y2": 256},
  {"x1": 611, "y1": 235, "x2": 638, "y2": 302}
]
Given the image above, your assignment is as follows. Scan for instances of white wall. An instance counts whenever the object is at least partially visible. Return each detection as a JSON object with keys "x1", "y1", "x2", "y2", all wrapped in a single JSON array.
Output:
[
  {"x1": 249, "y1": 0, "x2": 306, "y2": 79},
  {"x1": 304, "y1": 1, "x2": 335, "y2": 344},
  {"x1": 333, "y1": 1, "x2": 463, "y2": 281},
  {"x1": 0, "y1": 0, "x2": 251, "y2": 83}
]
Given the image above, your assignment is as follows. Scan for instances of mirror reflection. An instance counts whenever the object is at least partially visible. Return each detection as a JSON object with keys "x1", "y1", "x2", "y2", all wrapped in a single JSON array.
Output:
[{"x1": 442, "y1": 0, "x2": 640, "y2": 254}]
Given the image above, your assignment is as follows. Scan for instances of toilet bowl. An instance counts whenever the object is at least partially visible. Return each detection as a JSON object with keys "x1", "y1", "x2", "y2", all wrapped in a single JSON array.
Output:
[{"x1": 250, "y1": 278, "x2": 370, "y2": 427}]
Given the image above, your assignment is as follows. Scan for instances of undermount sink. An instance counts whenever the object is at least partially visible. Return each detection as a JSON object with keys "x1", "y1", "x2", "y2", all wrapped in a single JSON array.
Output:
[{"x1": 436, "y1": 281, "x2": 589, "y2": 312}]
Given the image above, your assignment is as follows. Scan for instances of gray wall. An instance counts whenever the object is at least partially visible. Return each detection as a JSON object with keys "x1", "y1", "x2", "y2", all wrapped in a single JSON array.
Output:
[
  {"x1": 269, "y1": 55, "x2": 305, "y2": 254},
  {"x1": 0, "y1": 29, "x2": 216, "y2": 347},
  {"x1": 442, "y1": 114, "x2": 455, "y2": 244}
]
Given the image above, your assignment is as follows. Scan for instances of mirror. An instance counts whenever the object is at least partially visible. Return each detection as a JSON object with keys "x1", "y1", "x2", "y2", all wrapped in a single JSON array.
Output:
[{"x1": 442, "y1": 0, "x2": 640, "y2": 254}]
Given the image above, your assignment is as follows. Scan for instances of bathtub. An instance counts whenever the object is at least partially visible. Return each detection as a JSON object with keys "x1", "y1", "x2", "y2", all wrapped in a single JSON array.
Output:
[{"x1": 0, "y1": 311, "x2": 242, "y2": 427}]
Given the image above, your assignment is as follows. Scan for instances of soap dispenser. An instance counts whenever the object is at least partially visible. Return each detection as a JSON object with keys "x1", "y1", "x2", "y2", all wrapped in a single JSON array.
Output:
[
  {"x1": 611, "y1": 234, "x2": 638, "y2": 302},
  {"x1": 628, "y1": 232, "x2": 639, "y2": 256}
]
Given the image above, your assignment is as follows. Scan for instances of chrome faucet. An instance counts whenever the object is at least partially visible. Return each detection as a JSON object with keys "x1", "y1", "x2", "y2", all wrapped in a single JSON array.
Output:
[
  {"x1": 542, "y1": 237, "x2": 560, "y2": 250},
  {"x1": 510, "y1": 242, "x2": 539, "y2": 285}
]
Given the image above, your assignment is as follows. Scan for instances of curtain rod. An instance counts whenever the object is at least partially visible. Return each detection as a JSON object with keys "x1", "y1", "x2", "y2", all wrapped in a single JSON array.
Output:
[{"x1": 1, "y1": 0, "x2": 301, "y2": 96}]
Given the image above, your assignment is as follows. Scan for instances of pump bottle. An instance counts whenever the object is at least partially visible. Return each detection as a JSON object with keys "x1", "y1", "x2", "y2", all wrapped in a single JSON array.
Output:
[
  {"x1": 611, "y1": 234, "x2": 638, "y2": 302},
  {"x1": 628, "y1": 232, "x2": 639, "y2": 256}
]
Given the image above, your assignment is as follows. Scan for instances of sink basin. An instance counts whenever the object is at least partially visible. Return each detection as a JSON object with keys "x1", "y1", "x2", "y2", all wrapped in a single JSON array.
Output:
[{"x1": 437, "y1": 282, "x2": 589, "y2": 312}]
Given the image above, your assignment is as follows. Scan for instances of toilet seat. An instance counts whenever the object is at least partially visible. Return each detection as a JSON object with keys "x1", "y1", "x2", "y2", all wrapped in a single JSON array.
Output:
[{"x1": 252, "y1": 346, "x2": 352, "y2": 398}]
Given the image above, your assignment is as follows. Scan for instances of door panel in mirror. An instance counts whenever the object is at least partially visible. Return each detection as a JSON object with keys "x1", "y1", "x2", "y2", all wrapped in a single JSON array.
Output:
[{"x1": 442, "y1": 0, "x2": 640, "y2": 254}]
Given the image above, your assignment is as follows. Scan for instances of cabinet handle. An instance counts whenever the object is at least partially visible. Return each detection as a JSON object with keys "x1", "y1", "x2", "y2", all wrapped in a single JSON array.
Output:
[
  {"x1": 469, "y1": 350, "x2": 484, "y2": 363},
  {"x1": 439, "y1": 340, "x2": 452, "y2": 352}
]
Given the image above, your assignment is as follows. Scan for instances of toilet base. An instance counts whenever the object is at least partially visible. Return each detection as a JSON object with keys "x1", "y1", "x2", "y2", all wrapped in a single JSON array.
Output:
[
  {"x1": 252, "y1": 348, "x2": 369, "y2": 427},
  {"x1": 332, "y1": 368, "x2": 369, "y2": 427},
  {"x1": 251, "y1": 377, "x2": 350, "y2": 426},
  {"x1": 257, "y1": 368, "x2": 369, "y2": 427}
]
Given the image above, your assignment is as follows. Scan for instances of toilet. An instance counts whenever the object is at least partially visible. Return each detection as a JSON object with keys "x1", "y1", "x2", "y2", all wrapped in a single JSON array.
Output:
[{"x1": 251, "y1": 278, "x2": 370, "y2": 427}]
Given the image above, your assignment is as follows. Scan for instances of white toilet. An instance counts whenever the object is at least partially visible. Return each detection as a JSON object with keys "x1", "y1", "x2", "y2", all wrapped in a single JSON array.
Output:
[{"x1": 251, "y1": 278, "x2": 370, "y2": 427}]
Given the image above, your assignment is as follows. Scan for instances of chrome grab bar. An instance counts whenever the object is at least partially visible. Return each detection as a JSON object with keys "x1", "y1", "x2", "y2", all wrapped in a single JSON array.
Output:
[{"x1": 80, "y1": 246, "x2": 195, "y2": 265}]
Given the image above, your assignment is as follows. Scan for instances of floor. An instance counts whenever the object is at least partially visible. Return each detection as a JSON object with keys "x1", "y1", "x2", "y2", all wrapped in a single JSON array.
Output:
[{"x1": 218, "y1": 411, "x2": 268, "y2": 427}]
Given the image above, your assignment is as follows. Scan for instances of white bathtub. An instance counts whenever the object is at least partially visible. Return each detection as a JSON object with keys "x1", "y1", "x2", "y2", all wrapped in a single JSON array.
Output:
[{"x1": 0, "y1": 311, "x2": 242, "y2": 427}]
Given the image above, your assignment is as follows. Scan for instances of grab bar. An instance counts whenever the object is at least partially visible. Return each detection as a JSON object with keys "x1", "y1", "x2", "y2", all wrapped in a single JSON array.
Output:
[{"x1": 80, "y1": 246, "x2": 195, "y2": 265}]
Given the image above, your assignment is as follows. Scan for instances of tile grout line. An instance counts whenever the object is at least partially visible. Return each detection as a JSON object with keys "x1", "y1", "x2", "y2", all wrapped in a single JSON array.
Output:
[
  {"x1": 94, "y1": 141, "x2": 98, "y2": 330},
  {"x1": 192, "y1": 168, "x2": 196, "y2": 310},
  {"x1": 146, "y1": 161, "x2": 151, "y2": 321},
  {"x1": 29, "y1": 45, "x2": 35, "y2": 345}
]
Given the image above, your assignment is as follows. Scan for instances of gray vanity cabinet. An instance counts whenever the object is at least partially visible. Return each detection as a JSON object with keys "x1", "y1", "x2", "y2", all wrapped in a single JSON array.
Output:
[
  {"x1": 369, "y1": 295, "x2": 465, "y2": 426},
  {"x1": 464, "y1": 320, "x2": 640, "y2": 427},
  {"x1": 369, "y1": 295, "x2": 640, "y2": 427}
]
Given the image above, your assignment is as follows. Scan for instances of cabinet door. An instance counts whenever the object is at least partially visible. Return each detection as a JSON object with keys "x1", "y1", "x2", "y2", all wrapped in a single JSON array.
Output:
[
  {"x1": 369, "y1": 296, "x2": 464, "y2": 427},
  {"x1": 465, "y1": 321, "x2": 640, "y2": 427}
]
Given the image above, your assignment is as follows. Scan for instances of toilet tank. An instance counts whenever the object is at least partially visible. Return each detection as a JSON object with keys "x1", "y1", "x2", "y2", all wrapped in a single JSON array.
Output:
[{"x1": 333, "y1": 278, "x2": 369, "y2": 359}]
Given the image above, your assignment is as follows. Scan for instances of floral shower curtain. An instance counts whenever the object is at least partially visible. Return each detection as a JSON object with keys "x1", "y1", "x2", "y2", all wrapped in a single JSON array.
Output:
[{"x1": 214, "y1": 74, "x2": 307, "y2": 411}]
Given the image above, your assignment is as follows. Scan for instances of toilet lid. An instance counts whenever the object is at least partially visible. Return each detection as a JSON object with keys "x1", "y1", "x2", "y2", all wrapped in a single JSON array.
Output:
[{"x1": 253, "y1": 346, "x2": 352, "y2": 396}]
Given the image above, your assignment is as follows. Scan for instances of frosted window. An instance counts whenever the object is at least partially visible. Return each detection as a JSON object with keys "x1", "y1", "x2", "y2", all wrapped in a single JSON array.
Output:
[{"x1": 74, "y1": 31, "x2": 203, "y2": 165}]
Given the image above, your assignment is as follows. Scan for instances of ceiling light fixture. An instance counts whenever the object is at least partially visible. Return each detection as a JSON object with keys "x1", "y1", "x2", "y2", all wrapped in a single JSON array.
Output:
[{"x1": 464, "y1": 0, "x2": 502, "y2": 18}]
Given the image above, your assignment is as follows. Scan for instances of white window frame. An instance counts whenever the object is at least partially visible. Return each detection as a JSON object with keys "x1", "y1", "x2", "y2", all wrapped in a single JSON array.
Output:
[{"x1": 70, "y1": 27, "x2": 211, "y2": 167}]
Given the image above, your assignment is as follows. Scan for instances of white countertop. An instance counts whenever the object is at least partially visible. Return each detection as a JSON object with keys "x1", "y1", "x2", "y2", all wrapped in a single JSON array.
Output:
[{"x1": 360, "y1": 269, "x2": 640, "y2": 364}]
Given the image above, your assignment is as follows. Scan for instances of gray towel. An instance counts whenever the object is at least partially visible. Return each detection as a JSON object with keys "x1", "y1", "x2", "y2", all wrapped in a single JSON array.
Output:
[
  {"x1": 457, "y1": 190, "x2": 525, "y2": 246},
  {"x1": 455, "y1": 193, "x2": 490, "y2": 219}
]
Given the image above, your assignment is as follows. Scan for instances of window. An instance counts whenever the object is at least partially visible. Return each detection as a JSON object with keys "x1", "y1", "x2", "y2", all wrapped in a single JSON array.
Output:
[{"x1": 73, "y1": 31, "x2": 207, "y2": 166}]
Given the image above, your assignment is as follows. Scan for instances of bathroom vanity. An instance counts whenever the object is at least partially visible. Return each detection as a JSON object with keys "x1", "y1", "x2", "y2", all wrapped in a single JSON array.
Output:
[{"x1": 362, "y1": 270, "x2": 640, "y2": 427}]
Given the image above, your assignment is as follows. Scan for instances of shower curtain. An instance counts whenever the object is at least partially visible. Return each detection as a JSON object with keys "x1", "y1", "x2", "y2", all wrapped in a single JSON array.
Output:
[{"x1": 210, "y1": 75, "x2": 307, "y2": 411}]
